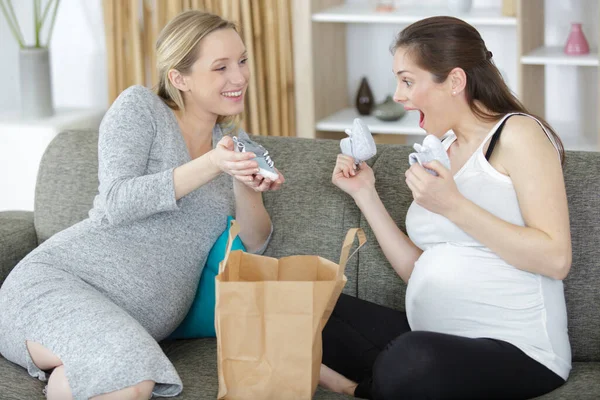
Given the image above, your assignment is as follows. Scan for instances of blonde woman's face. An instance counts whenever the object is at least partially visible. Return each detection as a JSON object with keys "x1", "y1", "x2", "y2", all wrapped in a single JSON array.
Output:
[{"x1": 184, "y1": 28, "x2": 249, "y2": 117}]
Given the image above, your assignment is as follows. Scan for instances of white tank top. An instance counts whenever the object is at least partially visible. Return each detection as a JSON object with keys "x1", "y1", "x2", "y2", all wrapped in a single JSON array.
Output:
[{"x1": 405, "y1": 113, "x2": 571, "y2": 379}]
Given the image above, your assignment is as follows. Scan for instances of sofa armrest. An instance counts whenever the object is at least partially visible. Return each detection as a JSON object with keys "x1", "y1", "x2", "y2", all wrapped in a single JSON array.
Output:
[{"x1": 0, "y1": 211, "x2": 37, "y2": 287}]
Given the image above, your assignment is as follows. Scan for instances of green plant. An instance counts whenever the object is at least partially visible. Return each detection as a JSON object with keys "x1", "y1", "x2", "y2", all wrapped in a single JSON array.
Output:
[{"x1": 0, "y1": 0, "x2": 61, "y2": 49}]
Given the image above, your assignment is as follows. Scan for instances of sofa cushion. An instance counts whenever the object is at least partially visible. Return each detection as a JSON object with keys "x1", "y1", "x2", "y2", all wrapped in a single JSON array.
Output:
[
  {"x1": 34, "y1": 130, "x2": 99, "y2": 243},
  {"x1": 0, "y1": 211, "x2": 37, "y2": 287},
  {"x1": 0, "y1": 356, "x2": 44, "y2": 399},
  {"x1": 532, "y1": 362, "x2": 600, "y2": 399},
  {"x1": 562, "y1": 151, "x2": 600, "y2": 362},
  {"x1": 254, "y1": 136, "x2": 363, "y2": 296}
]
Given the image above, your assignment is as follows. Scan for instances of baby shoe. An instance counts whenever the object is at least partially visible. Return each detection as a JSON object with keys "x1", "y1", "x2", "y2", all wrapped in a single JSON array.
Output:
[
  {"x1": 408, "y1": 135, "x2": 451, "y2": 176},
  {"x1": 340, "y1": 118, "x2": 377, "y2": 164},
  {"x1": 232, "y1": 136, "x2": 279, "y2": 180}
]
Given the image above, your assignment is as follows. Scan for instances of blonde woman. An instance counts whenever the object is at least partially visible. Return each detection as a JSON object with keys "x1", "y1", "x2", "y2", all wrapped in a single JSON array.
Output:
[{"x1": 0, "y1": 11, "x2": 282, "y2": 399}]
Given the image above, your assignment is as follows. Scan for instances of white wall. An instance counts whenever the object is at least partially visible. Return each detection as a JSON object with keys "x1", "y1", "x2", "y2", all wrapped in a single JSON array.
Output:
[{"x1": 0, "y1": 0, "x2": 108, "y2": 112}]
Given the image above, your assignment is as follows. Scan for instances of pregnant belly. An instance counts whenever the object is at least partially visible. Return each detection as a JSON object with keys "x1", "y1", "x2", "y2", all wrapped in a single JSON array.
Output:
[
  {"x1": 405, "y1": 244, "x2": 544, "y2": 337},
  {"x1": 96, "y1": 253, "x2": 202, "y2": 339}
]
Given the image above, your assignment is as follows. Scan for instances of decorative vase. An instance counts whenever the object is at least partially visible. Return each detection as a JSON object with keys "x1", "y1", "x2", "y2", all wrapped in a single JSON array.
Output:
[
  {"x1": 447, "y1": 0, "x2": 473, "y2": 14},
  {"x1": 564, "y1": 23, "x2": 590, "y2": 55},
  {"x1": 355, "y1": 77, "x2": 375, "y2": 116},
  {"x1": 373, "y1": 95, "x2": 406, "y2": 122},
  {"x1": 19, "y1": 47, "x2": 54, "y2": 119}
]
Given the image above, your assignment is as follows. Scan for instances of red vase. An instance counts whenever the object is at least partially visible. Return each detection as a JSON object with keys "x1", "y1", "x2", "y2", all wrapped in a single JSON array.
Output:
[{"x1": 564, "y1": 23, "x2": 590, "y2": 55}]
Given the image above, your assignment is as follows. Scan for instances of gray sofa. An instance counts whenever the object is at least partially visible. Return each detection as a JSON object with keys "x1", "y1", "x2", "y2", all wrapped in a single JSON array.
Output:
[{"x1": 1, "y1": 129, "x2": 599, "y2": 399}]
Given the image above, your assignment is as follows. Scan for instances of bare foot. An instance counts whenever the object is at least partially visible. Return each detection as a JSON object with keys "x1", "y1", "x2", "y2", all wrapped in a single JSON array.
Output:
[{"x1": 319, "y1": 364, "x2": 358, "y2": 396}]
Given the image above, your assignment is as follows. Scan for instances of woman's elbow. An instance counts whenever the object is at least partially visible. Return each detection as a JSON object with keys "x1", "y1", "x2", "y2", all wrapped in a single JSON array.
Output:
[
  {"x1": 551, "y1": 251, "x2": 572, "y2": 280},
  {"x1": 239, "y1": 225, "x2": 272, "y2": 254},
  {"x1": 97, "y1": 189, "x2": 130, "y2": 226},
  {"x1": 102, "y1": 193, "x2": 122, "y2": 226}
]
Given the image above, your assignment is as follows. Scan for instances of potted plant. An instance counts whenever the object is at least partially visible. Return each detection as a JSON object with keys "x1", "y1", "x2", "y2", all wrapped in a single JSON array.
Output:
[{"x1": 0, "y1": 0, "x2": 61, "y2": 118}]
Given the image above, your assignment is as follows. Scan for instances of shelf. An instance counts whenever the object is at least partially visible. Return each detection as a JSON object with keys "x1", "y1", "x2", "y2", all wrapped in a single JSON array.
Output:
[
  {"x1": 521, "y1": 46, "x2": 599, "y2": 67},
  {"x1": 312, "y1": 4, "x2": 516, "y2": 26},
  {"x1": 316, "y1": 107, "x2": 425, "y2": 135}
]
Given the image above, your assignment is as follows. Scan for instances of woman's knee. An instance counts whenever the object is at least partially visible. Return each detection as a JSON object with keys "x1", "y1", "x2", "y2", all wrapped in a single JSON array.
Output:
[
  {"x1": 46, "y1": 365, "x2": 73, "y2": 400},
  {"x1": 130, "y1": 381, "x2": 155, "y2": 400},
  {"x1": 372, "y1": 332, "x2": 440, "y2": 399},
  {"x1": 43, "y1": 360, "x2": 154, "y2": 400},
  {"x1": 91, "y1": 380, "x2": 155, "y2": 400},
  {"x1": 26, "y1": 340, "x2": 62, "y2": 371}
]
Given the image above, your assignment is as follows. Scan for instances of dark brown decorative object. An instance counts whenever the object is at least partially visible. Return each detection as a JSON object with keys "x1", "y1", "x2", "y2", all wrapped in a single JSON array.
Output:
[{"x1": 355, "y1": 77, "x2": 375, "y2": 115}]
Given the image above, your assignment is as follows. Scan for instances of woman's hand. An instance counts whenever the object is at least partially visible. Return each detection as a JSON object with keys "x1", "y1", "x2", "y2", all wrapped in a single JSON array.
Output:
[
  {"x1": 211, "y1": 135, "x2": 285, "y2": 192},
  {"x1": 404, "y1": 160, "x2": 463, "y2": 216},
  {"x1": 332, "y1": 154, "x2": 375, "y2": 199},
  {"x1": 242, "y1": 168, "x2": 286, "y2": 192},
  {"x1": 209, "y1": 136, "x2": 261, "y2": 184}
]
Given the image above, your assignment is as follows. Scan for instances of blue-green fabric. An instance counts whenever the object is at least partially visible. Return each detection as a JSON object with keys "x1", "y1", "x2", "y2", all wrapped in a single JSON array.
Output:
[{"x1": 169, "y1": 216, "x2": 245, "y2": 339}]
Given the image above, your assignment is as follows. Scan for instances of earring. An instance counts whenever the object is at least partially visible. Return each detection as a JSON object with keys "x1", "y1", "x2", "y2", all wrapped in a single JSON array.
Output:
[{"x1": 452, "y1": 91, "x2": 456, "y2": 95}]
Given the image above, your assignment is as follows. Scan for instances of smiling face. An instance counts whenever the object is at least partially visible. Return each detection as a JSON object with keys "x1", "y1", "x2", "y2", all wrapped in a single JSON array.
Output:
[
  {"x1": 392, "y1": 47, "x2": 455, "y2": 137},
  {"x1": 180, "y1": 28, "x2": 249, "y2": 118}
]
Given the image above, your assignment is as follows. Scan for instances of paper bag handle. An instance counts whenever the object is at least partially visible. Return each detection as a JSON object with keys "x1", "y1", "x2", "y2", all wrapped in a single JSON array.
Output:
[
  {"x1": 338, "y1": 228, "x2": 366, "y2": 277},
  {"x1": 220, "y1": 221, "x2": 366, "y2": 277},
  {"x1": 220, "y1": 219, "x2": 241, "y2": 275}
]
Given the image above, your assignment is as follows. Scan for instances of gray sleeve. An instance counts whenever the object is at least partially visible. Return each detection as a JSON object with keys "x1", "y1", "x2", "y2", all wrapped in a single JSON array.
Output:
[{"x1": 97, "y1": 86, "x2": 178, "y2": 225}]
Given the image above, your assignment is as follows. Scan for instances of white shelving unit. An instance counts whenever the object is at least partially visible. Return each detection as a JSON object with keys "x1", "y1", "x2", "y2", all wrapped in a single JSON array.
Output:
[
  {"x1": 521, "y1": 46, "x2": 599, "y2": 67},
  {"x1": 293, "y1": 0, "x2": 600, "y2": 151},
  {"x1": 518, "y1": 0, "x2": 599, "y2": 151}
]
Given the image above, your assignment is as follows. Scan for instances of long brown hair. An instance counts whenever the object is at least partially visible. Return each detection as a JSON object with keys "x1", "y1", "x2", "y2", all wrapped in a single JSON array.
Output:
[{"x1": 392, "y1": 16, "x2": 564, "y2": 164}]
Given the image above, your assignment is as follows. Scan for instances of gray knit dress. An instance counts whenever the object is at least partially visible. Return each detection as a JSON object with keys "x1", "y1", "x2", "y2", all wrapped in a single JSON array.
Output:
[{"x1": 0, "y1": 85, "x2": 266, "y2": 399}]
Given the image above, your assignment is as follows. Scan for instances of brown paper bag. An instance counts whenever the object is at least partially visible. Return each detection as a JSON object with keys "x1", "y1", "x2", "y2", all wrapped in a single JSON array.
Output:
[{"x1": 215, "y1": 221, "x2": 366, "y2": 400}]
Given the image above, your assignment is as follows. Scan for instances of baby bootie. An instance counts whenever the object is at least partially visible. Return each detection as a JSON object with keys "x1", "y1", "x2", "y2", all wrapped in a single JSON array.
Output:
[
  {"x1": 408, "y1": 135, "x2": 451, "y2": 176},
  {"x1": 340, "y1": 118, "x2": 377, "y2": 164}
]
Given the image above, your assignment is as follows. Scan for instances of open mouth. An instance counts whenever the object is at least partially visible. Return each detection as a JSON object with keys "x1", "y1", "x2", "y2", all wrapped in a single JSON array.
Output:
[{"x1": 402, "y1": 106, "x2": 425, "y2": 130}]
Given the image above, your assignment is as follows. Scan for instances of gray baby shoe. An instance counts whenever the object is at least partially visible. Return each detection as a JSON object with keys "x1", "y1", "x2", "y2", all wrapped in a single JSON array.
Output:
[
  {"x1": 232, "y1": 136, "x2": 279, "y2": 180},
  {"x1": 340, "y1": 118, "x2": 377, "y2": 164},
  {"x1": 408, "y1": 135, "x2": 451, "y2": 176}
]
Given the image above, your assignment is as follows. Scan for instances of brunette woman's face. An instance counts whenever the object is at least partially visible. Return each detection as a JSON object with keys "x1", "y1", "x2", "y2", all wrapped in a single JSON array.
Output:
[{"x1": 392, "y1": 47, "x2": 455, "y2": 137}]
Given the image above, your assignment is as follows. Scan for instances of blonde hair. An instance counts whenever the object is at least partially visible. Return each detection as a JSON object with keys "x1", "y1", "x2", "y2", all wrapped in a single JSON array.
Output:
[{"x1": 154, "y1": 10, "x2": 240, "y2": 128}]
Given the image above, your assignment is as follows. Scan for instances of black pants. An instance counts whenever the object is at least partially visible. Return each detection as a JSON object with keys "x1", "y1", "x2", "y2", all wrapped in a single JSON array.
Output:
[{"x1": 322, "y1": 294, "x2": 565, "y2": 400}]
